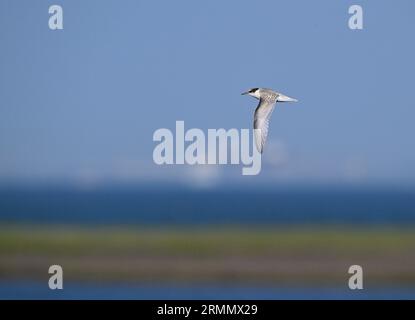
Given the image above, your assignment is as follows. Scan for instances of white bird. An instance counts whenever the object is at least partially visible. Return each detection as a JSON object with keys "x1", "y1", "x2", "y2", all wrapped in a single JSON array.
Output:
[{"x1": 242, "y1": 88, "x2": 298, "y2": 153}]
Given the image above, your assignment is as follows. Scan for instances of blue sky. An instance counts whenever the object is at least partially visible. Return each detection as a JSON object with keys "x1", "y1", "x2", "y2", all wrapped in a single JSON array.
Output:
[{"x1": 0, "y1": 0, "x2": 414, "y2": 188}]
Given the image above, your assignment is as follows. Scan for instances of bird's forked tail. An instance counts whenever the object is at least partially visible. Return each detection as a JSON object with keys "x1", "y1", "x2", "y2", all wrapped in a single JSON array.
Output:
[{"x1": 277, "y1": 94, "x2": 298, "y2": 102}]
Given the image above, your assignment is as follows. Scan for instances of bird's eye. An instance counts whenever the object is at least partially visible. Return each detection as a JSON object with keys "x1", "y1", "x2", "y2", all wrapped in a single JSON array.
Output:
[{"x1": 250, "y1": 88, "x2": 258, "y2": 93}]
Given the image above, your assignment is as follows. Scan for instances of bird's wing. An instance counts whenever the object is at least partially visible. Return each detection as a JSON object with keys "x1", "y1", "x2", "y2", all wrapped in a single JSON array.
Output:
[{"x1": 254, "y1": 99, "x2": 277, "y2": 153}]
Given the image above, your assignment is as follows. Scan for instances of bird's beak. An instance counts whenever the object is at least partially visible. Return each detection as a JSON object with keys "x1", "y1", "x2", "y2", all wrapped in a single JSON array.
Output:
[{"x1": 241, "y1": 91, "x2": 249, "y2": 95}]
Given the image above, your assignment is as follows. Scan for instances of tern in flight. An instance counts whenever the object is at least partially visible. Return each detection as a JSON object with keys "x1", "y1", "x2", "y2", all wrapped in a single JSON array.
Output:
[{"x1": 242, "y1": 88, "x2": 298, "y2": 153}]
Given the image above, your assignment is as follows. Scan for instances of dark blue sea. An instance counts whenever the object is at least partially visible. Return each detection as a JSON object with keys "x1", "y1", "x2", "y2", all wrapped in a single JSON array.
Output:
[{"x1": 0, "y1": 186, "x2": 414, "y2": 225}]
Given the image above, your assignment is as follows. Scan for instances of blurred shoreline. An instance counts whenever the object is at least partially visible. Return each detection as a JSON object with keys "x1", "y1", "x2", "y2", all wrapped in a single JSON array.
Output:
[
  {"x1": 1, "y1": 225, "x2": 414, "y2": 286},
  {"x1": 1, "y1": 187, "x2": 414, "y2": 298}
]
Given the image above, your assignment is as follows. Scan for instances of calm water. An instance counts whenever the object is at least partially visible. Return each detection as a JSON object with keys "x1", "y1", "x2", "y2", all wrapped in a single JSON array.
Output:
[
  {"x1": 1, "y1": 281, "x2": 415, "y2": 300},
  {"x1": 0, "y1": 187, "x2": 414, "y2": 225}
]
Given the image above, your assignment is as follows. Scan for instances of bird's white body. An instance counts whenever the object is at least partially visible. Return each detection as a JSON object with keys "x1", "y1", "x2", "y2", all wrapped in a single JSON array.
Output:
[{"x1": 242, "y1": 88, "x2": 298, "y2": 153}]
